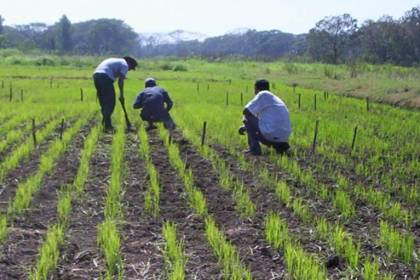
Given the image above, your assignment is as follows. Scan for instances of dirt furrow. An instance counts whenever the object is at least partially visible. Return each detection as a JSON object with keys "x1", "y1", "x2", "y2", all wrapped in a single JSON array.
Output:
[
  {"x1": 0, "y1": 122, "x2": 93, "y2": 279},
  {"x1": 148, "y1": 130, "x2": 222, "y2": 279},
  {"x1": 0, "y1": 118, "x2": 76, "y2": 211},
  {"x1": 171, "y1": 131, "x2": 286, "y2": 280},
  {"x1": 120, "y1": 133, "x2": 164, "y2": 279},
  {"x1": 54, "y1": 133, "x2": 111, "y2": 279},
  {"x1": 213, "y1": 143, "x2": 416, "y2": 279}
]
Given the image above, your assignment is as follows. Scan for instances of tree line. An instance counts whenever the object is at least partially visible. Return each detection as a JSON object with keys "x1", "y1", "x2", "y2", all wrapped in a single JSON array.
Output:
[{"x1": 0, "y1": 6, "x2": 419, "y2": 66}]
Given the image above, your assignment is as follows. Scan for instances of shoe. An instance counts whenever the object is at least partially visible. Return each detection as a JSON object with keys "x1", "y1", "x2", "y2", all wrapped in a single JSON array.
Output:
[
  {"x1": 146, "y1": 125, "x2": 158, "y2": 131},
  {"x1": 243, "y1": 149, "x2": 262, "y2": 156},
  {"x1": 104, "y1": 126, "x2": 115, "y2": 134}
]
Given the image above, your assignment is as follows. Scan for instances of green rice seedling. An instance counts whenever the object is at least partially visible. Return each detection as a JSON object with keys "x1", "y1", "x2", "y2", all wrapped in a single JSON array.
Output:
[
  {"x1": 333, "y1": 190, "x2": 355, "y2": 219},
  {"x1": 363, "y1": 258, "x2": 380, "y2": 280},
  {"x1": 162, "y1": 222, "x2": 186, "y2": 280},
  {"x1": 190, "y1": 188, "x2": 208, "y2": 217},
  {"x1": 379, "y1": 220, "x2": 414, "y2": 264},
  {"x1": 144, "y1": 163, "x2": 160, "y2": 216},
  {"x1": 74, "y1": 126, "x2": 101, "y2": 193},
  {"x1": 57, "y1": 187, "x2": 72, "y2": 225},
  {"x1": 275, "y1": 181, "x2": 292, "y2": 205},
  {"x1": 291, "y1": 198, "x2": 311, "y2": 223},
  {"x1": 97, "y1": 220, "x2": 123, "y2": 279},
  {"x1": 284, "y1": 244, "x2": 327, "y2": 280},
  {"x1": 0, "y1": 215, "x2": 7, "y2": 242},
  {"x1": 232, "y1": 183, "x2": 256, "y2": 218},
  {"x1": 315, "y1": 217, "x2": 329, "y2": 240},
  {"x1": 332, "y1": 225, "x2": 360, "y2": 269},
  {"x1": 205, "y1": 217, "x2": 252, "y2": 280},
  {"x1": 9, "y1": 118, "x2": 86, "y2": 215},
  {"x1": 264, "y1": 212, "x2": 292, "y2": 249},
  {"x1": 29, "y1": 224, "x2": 65, "y2": 280}
]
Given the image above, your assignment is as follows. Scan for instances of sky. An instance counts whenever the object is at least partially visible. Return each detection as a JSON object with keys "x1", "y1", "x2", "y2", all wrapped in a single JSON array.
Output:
[{"x1": 1, "y1": 0, "x2": 419, "y2": 36}]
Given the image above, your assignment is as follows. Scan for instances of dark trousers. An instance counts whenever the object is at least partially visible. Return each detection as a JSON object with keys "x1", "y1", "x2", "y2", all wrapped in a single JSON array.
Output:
[
  {"x1": 93, "y1": 73, "x2": 115, "y2": 129},
  {"x1": 141, "y1": 112, "x2": 176, "y2": 130},
  {"x1": 244, "y1": 112, "x2": 290, "y2": 154}
]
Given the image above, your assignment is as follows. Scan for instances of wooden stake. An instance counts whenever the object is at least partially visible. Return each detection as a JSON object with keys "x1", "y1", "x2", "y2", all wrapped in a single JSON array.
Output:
[
  {"x1": 60, "y1": 119, "x2": 65, "y2": 140},
  {"x1": 9, "y1": 86, "x2": 12, "y2": 102},
  {"x1": 298, "y1": 94, "x2": 301, "y2": 109},
  {"x1": 201, "y1": 121, "x2": 207, "y2": 146},
  {"x1": 314, "y1": 94, "x2": 317, "y2": 111},
  {"x1": 1, "y1": 80, "x2": 4, "y2": 89},
  {"x1": 240, "y1": 92, "x2": 243, "y2": 106},
  {"x1": 351, "y1": 125, "x2": 358, "y2": 152},
  {"x1": 312, "y1": 120, "x2": 319, "y2": 153},
  {"x1": 207, "y1": 84, "x2": 210, "y2": 91},
  {"x1": 80, "y1": 88, "x2": 84, "y2": 101},
  {"x1": 292, "y1": 83, "x2": 297, "y2": 94},
  {"x1": 226, "y1": 91, "x2": 229, "y2": 106},
  {"x1": 168, "y1": 133, "x2": 172, "y2": 145},
  {"x1": 32, "y1": 118, "x2": 37, "y2": 146},
  {"x1": 366, "y1": 97, "x2": 370, "y2": 112},
  {"x1": 197, "y1": 83, "x2": 200, "y2": 93},
  {"x1": 20, "y1": 89, "x2": 23, "y2": 102}
]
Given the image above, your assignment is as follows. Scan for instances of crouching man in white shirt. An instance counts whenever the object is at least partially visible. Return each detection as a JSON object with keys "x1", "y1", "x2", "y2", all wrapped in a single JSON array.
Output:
[{"x1": 239, "y1": 79, "x2": 292, "y2": 156}]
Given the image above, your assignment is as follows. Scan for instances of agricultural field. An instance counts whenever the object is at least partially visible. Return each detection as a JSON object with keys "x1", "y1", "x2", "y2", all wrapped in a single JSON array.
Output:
[{"x1": 0, "y1": 61, "x2": 418, "y2": 280}]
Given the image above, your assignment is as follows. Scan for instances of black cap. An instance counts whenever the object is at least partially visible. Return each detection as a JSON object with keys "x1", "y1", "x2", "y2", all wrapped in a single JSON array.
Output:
[
  {"x1": 145, "y1": 77, "x2": 157, "y2": 87},
  {"x1": 123, "y1": 56, "x2": 138, "y2": 70}
]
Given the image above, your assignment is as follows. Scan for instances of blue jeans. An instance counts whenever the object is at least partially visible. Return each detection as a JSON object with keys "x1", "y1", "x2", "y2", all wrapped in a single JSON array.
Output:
[{"x1": 244, "y1": 112, "x2": 290, "y2": 154}]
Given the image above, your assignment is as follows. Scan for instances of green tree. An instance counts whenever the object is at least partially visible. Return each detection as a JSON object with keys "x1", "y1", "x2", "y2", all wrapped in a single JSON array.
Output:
[
  {"x1": 0, "y1": 15, "x2": 5, "y2": 47},
  {"x1": 57, "y1": 15, "x2": 73, "y2": 53},
  {"x1": 308, "y1": 14, "x2": 358, "y2": 64}
]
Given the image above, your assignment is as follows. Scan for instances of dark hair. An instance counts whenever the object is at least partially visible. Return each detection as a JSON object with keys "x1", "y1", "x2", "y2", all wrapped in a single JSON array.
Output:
[
  {"x1": 145, "y1": 78, "x2": 157, "y2": 88},
  {"x1": 123, "y1": 56, "x2": 138, "y2": 70},
  {"x1": 255, "y1": 79, "x2": 270, "y2": 91}
]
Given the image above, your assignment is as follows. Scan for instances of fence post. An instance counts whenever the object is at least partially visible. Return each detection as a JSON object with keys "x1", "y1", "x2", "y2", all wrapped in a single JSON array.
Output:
[
  {"x1": 240, "y1": 92, "x2": 243, "y2": 106},
  {"x1": 9, "y1": 86, "x2": 12, "y2": 102},
  {"x1": 366, "y1": 97, "x2": 370, "y2": 112},
  {"x1": 226, "y1": 91, "x2": 229, "y2": 106},
  {"x1": 314, "y1": 94, "x2": 317, "y2": 111},
  {"x1": 351, "y1": 125, "x2": 358, "y2": 152},
  {"x1": 32, "y1": 118, "x2": 37, "y2": 146},
  {"x1": 201, "y1": 121, "x2": 207, "y2": 146},
  {"x1": 312, "y1": 120, "x2": 319, "y2": 154},
  {"x1": 80, "y1": 88, "x2": 84, "y2": 101},
  {"x1": 20, "y1": 89, "x2": 23, "y2": 102},
  {"x1": 298, "y1": 94, "x2": 301, "y2": 109}
]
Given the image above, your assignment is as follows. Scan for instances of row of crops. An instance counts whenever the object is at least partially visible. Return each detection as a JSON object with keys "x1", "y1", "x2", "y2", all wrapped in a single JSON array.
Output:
[{"x1": 0, "y1": 69, "x2": 418, "y2": 279}]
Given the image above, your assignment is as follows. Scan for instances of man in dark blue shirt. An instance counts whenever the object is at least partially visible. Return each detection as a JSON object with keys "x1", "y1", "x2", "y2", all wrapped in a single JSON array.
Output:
[{"x1": 133, "y1": 78, "x2": 175, "y2": 130}]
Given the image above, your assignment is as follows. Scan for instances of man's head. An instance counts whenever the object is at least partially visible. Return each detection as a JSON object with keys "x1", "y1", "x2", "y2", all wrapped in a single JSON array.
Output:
[
  {"x1": 145, "y1": 77, "x2": 157, "y2": 88},
  {"x1": 254, "y1": 79, "x2": 270, "y2": 94},
  {"x1": 123, "y1": 56, "x2": 138, "y2": 70}
]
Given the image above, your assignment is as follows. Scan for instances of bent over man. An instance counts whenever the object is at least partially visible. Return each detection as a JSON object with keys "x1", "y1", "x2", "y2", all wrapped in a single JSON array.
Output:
[
  {"x1": 239, "y1": 79, "x2": 292, "y2": 156},
  {"x1": 93, "y1": 56, "x2": 137, "y2": 132},
  {"x1": 133, "y1": 78, "x2": 176, "y2": 130}
]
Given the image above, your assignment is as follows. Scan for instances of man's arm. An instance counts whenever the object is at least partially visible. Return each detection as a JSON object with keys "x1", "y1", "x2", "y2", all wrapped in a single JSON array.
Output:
[
  {"x1": 133, "y1": 92, "x2": 144, "y2": 109},
  {"x1": 163, "y1": 91, "x2": 173, "y2": 111},
  {"x1": 118, "y1": 77, "x2": 124, "y2": 101}
]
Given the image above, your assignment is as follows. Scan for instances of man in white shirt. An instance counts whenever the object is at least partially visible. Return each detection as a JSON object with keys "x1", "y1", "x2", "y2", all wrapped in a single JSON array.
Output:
[
  {"x1": 93, "y1": 56, "x2": 137, "y2": 132},
  {"x1": 239, "y1": 79, "x2": 292, "y2": 156}
]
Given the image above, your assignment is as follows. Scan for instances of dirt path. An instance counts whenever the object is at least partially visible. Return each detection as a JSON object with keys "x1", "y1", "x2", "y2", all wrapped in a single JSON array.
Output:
[
  {"x1": 0, "y1": 118, "x2": 75, "y2": 212},
  {"x1": 54, "y1": 133, "x2": 111, "y2": 279},
  {"x1": 148, "y1": 130, "x2": 222, "y2": 279},
  {"x1": 0, "y1": 122, "x2": 93, "y2": 279},
  {"x1": 171, "y1": 130, "x2": 286, "y2": 280},
  {"x1": 213, "y1": 143, "x2": 416, "y2": 280},
  {"x1": 120, "y1": 133, "x2": 164, "y2": 279}
]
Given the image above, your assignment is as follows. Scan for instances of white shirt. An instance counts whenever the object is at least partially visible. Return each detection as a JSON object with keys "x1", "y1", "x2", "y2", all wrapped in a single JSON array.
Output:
[
  {"x1": 94, "y1": 58, "x2": 128, "y2": 81},
  {"x1": 245, "y1": 90, "x2": 292, "y2": 142}
]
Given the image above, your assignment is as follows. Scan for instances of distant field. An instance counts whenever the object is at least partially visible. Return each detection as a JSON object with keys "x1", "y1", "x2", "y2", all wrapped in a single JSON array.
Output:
[{"x1": 0, "y1": 65, "x2": 418, "y2": 279}]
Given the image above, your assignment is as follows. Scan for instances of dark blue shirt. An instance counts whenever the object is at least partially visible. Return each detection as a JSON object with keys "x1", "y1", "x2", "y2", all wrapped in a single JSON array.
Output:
[{"x1": 133, "y1": 86, "x2": 173, "y2": 121}]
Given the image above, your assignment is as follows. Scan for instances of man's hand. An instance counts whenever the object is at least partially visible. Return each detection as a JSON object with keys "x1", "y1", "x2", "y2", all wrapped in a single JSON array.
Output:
[{"x1": 238, "y1": 126, "x2": 246, "y2": 135}]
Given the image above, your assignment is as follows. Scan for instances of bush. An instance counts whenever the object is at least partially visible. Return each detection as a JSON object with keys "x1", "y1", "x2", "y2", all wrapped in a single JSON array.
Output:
[
  {"x1": 283, "y1": 63, "x2": 299, "y2": 74},
  {"x1": 172, "y1": 64, "x2": 188, "y2": 72}
]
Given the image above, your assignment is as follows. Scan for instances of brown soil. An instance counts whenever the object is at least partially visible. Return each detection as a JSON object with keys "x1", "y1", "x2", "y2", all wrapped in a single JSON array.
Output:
[
  {"x1": 170, "y1": 130, "x2": 288, "y2": 280},
  {"x1": 120, "y1": 133, "x2": 164, "y2": 279},
  {"x1": 0, "y1": 122, "x2": 93, "y2": 279},
  {"x1": 0, "y1": 119, "x2": 75, "y2": 213},
  {"x1": 54, "y1": 133, "x2": 112, "y2": 279},
  {"x1": 147, "y1": 129, "x2": 222, "y2": 279},
  {"x1": 212, "y1": 143, "x2": 417, "y2": 279}
]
